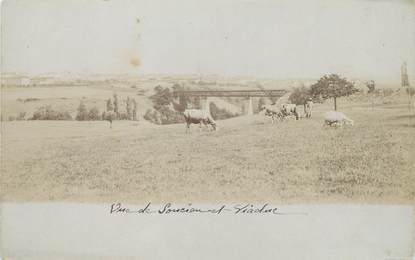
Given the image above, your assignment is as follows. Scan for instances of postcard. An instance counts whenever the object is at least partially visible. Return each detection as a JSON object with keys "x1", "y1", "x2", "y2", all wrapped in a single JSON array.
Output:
[{"x1": 1, "y1": 0, "x2": 414, "y2": 259}]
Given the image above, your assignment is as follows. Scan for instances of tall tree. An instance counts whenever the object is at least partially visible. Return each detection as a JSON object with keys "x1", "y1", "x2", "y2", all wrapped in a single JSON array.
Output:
[
  {"x1": 75, "y1": 100, "x2": 88, "y2": 121},
  {"x1": 126, "y1": 96, "x2": 132, "y2": 120},
  {"x1": 106, "y1": 98, "x2": 113, "y2": 112},
  {"x1": 310, "y1": 74, "x2": 358, "y2": 111},
  {"x1": 132, "y1": 98, "x2": 138, "y2": 120},
  {"x1": 113, "y1": 93, "x2": 119, "y2": 118},
  {"x1": 365, "y1": 80, "x2": 375, "y2": 94}
]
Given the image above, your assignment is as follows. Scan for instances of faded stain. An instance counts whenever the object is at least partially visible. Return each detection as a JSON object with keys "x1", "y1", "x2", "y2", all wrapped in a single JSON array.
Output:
[{"x1": 130, "y1": 57, "x2": 140, "y2": 67}]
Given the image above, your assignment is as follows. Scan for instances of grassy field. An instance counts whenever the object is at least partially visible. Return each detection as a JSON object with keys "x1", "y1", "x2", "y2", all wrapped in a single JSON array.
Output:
[
  {"x1": 1, "y1": 86, "x2": 153, "y2": 120},
  {"x1": 2, "y1": 93, "x2": 414, "y2": 204}
]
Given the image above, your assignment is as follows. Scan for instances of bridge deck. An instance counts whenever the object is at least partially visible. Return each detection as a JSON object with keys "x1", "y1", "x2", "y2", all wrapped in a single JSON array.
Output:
[{"x1": 174, "y1": 89, "x2": 287, "y2": 97}]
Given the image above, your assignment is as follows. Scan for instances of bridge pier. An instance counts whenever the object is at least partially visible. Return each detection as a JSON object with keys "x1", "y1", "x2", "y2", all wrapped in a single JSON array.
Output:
[
  {"x1": 200, "y1": 97, "x2": 211, "y2": 115},
  {"x1": 245, "y1": 97, "x2": 253, "y2": 116}
]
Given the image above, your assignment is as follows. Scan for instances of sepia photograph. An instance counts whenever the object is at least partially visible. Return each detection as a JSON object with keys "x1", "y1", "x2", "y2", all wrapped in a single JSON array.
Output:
[{"x1": 1, "y1": 0, "x2": 414, "y2": 259}]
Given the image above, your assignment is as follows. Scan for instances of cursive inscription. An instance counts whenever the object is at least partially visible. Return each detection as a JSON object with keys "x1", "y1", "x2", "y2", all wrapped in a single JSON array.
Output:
[{"x1": 110, "y1": 203, "x2": 307, "y2": 216}]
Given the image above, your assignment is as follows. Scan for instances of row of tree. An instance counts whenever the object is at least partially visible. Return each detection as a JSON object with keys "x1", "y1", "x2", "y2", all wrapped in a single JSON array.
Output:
[
  {"x1": 105, "y1": 93, "x2": 138, "y2": 120},
  {"x1": 76, "y1": 93, "x2": 139, "y2": 121}
]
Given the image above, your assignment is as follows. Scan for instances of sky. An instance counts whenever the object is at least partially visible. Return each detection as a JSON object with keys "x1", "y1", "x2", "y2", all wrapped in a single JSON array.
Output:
[{"x1": 1, "y1": 0, "x2": 414, "y2": 83}]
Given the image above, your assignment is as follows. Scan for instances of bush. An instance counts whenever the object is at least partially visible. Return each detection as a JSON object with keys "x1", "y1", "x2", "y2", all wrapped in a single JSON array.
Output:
[
  {"x1": 382, "y1": 89, "x2": 394, "y2": 97},
  {"x1": 143, "y1": 108, "x2": 184, "y2": 125},
  {"x1": 17, "y1": 112, "x2": 26, "y2": 120},
  {"x1": 209, "y1": 103, "x2": 237, "y2": 120},
  {"x1": 31, "y1": 106, "x2": 72, "y2": 120},
  {"x1": 144, "y1": 109, "x2": 162, "y2": 124},
  {"x1": 118, "y1": 112, "x2": 130, "y2": 120},
  {"x1": 88, "y1": 107, "x2": 101, "y2": 121},
  {"x1": 17, "y1": 97, "x2": 40, "y2": 103},
  {"x1": 157, "y1": 107, "x2": 184, "y2": 124}
]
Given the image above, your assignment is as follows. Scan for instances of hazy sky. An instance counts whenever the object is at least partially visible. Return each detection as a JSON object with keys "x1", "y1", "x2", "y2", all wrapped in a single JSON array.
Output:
[{"x1": 1, "y1": 0, "x2": 414, "y2": 82}]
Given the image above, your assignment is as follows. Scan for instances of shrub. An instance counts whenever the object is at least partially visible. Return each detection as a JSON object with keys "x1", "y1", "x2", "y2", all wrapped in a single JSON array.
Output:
[
  {"x1": 88, "y1": 107, "x2": 101, "y2": 121},
  {"x1": 157, "y1": 107, "x2": 184, "y2": 124},
  {"x1": 17, "y1": 112, "x2": 26, "y2": 120},
  {"x1": 17, "y1": 97, "x2": 40, "y2": 103},
  {"x1": 209, "y1": 103, "x2": 237, "y2": 120},
  {"x1": 118, "y1": 112, "x2": 129, "y2": 120},
  {"x1": 144, "y1": 109, "x2": 162, "y2": 124},
  {"x1": 382, "y1": 89, "x2": 394, "y2": 97},
  {"x1": 31, "y1": 106, "x2": 72, "y2": 120}
]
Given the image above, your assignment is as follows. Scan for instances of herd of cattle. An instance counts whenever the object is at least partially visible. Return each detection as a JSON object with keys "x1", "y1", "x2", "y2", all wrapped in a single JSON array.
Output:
[{"x1": 183, "y1": 98, "x2": 354, "y2": 132}]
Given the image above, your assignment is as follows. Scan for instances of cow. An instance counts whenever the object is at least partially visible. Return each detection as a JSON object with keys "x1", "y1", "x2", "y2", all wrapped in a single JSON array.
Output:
[
  {"x1": 281, "y1": 104, "x2": 299, "y2": 120},
  {"x1": 183, "y1": 109, "x2": 217, "y2": 133},
  {"x1": 304, "y1": 98, "x2": 313, "y2": 118},
  {"x1": 324, "y1": 111, "x2": 354, "y2": 127},
  {"x1": 260, "y1": 104, "x2": 284, "y2": 124}
]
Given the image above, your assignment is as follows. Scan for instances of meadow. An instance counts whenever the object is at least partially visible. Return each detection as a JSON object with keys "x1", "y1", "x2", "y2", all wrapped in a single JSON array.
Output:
[{"x1": 2, "y1": 88, "x2": 414, "y2": 204}]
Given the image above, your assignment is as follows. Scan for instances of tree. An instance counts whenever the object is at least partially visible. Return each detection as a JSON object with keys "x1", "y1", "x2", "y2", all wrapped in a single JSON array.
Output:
[
  {"x1": 366, "y1": 80, "x2": 375, "y2": 94},
  {"x1": 172, "y1": 83, "x2": 191, "y2": 111},
  {"x1": 209, "y1": 102, "x2": 236, "y2": 120},
  {"x1": 150, "y1": 85, "x2": 173, "y2": 109},
  {"x1": 366, "y1": 80, "x2": 376, "y2": 110},
  {"x1": 113, "y1": 93, "x2": 119, "y2": 118},
  {"x1": 126, "y1": 96, "x2": 132, "y2": 120},
  {"x1": 106, "y1": 98, "x2": 113, "y2": 112},
  {"x1": 406, "y1": 87, "x2": 415, "y2": 110},
  {"x1": 76, "y1": 100, "x2": 88, "y2": 121},
  {"x1": 257, "y1": 97, "x2": 266, "y2": 112},
  {"x1": 310, "y1": 74, "x2": 358, "y2": 110},
  {"x1": 132, "y1": 98, "x2": 138, "y2": 120},
  {"x1": 289, "y1": 86, "x2": 312, "y2": 111}
]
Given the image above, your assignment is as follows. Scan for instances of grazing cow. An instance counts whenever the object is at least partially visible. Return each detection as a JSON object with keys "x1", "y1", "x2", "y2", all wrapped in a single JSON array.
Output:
[
  {"x1": 260, "y1": 104, "x2": 284, "y2": 124},
  {"x1": 281, "y1": 104, "x2": 299, "y2": 120},
  {"x1": 304, "y1": 99, "x2": 313, "y2": 118},
  {"x1": 324, "y1": 111, "x2": 354, "y2": 127},
  {"x1": 183, "y1": 109, "x2": 217, "y2": 133}
]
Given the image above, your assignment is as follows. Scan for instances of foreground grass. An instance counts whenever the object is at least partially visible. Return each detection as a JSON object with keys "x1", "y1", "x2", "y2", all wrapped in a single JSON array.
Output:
[{"x1": 2, "y1": 102, "x2": 414, "y2": 203}]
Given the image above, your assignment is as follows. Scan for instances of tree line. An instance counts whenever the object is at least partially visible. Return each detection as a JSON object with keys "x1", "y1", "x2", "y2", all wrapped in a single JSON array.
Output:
[{"x1": 14, "y1": 93, "x2": 139, "y2": 121}]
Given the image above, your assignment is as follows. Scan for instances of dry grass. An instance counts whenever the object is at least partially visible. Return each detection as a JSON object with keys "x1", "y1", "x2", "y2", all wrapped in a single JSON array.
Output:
[{"x1": 2, "y1": 95, "x2": 414, "y2": 204}]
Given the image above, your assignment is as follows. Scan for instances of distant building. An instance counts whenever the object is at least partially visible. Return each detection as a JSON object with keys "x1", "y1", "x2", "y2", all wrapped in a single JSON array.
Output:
[{"x1": 2, "y1": 75, "x2": 31, "y2": 86}]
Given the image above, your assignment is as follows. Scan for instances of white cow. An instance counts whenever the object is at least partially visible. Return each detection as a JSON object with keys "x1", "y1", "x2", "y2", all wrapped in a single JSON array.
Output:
[
  {"x1": 183, "y1": 109, "x2": 217, "y2": 133},
  {"x1": 281, "y1": 104, "x2": 299, "y2": 120},
  {"x1": 324, "y1": 111, "x2": 354, "y2": 127}
]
